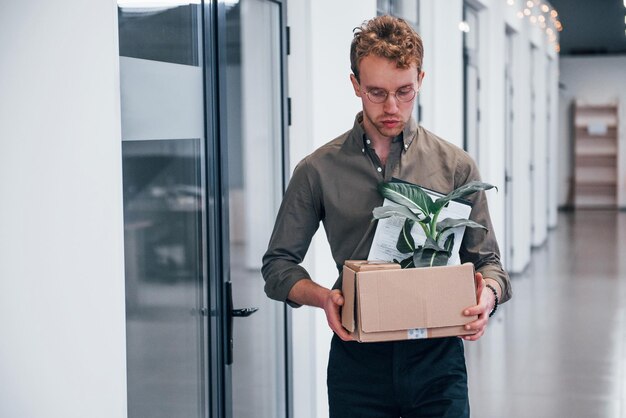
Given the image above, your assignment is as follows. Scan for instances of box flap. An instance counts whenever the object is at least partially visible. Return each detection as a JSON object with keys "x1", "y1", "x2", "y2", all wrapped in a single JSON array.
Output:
[
  {"x1": 358, "y1": 263, "x2": 476, "y2": 333},
  {"x1": 345, "y1": 260, "x2": 400, "y2": 272},
  {"x1": 341, "y1": 266, "x2": 356, "y2": 332}
]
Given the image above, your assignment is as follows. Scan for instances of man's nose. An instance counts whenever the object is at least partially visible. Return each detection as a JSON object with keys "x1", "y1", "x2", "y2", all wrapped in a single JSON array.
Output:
[{"x1": 383, "y1": 93, "x2": 399, "y2": 113}]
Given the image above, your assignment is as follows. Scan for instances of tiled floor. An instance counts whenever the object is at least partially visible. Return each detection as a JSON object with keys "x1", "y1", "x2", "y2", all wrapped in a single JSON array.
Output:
[{"x1": 466, "y1": 210, "x2": 626, "y2": 418}]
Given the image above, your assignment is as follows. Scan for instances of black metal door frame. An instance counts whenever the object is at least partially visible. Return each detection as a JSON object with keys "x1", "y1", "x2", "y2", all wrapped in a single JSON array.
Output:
[{"x1": 202, "y1": 1, "x2": 291, "y2": 417}]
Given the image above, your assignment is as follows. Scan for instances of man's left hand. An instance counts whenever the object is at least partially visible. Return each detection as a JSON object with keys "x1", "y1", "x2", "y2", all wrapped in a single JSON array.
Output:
[{"x1": 461, "y1": 272, "x2": 496, "y2": 341}]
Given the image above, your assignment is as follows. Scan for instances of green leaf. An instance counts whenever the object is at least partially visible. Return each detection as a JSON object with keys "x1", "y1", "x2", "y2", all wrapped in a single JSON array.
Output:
[
  {"x1": 372, "y1": 205, "x2": 421, "y2": 223},
  {"x1": 396, "y1": 219, "x2": 416, "y2": 253},
  {"x1": 413, "y1": 248, "x2": 450, "y2": 267},
  {"x1": 422, "y1": 236, "x2": 446, "y2": 252},
  {"x1": 378, "y1": 182, "x2": 434, "y2": 217},
  {"x1": 442, "y1": 234, "x2": 455, "y2": 255},
  {"x1": 399, "y1": 255, "x2": 415, "y2": 269},
  {"x1": 412, "y1": 248, "x2": 426, "y2": 267},
  {"x1": 429, "y1": 251, "x2": 451, "y2": 267},
  {"x1": 432, "y1": 181, "x2": 496, "y2": 213},
  {"x1": 436, "y1": 218, "x2": 488, "y2": 234}
]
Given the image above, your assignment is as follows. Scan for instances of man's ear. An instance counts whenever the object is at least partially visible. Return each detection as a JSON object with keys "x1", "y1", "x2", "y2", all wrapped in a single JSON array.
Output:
[
  {"x1": 350, "y1": 74, "x2": 362, "y2": 97},
  {"x1": 417, "y1": 71, "x2": 426, "y2": 90}
]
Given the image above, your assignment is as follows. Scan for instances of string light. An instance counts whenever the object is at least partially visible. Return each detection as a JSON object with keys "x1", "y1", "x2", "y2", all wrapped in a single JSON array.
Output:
[{"x1": 506, "y1": 0, "x2": 563, "y2": 53}]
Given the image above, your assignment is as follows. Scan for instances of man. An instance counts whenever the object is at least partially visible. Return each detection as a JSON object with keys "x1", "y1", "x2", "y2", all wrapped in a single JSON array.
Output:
[{"x1": 262, "y1": 15, "x2": 511, "y2": 418}]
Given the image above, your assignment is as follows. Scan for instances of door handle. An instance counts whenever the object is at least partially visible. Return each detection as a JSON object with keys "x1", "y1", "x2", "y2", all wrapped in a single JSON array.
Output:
[
  {"x1": 225, "y1": 281, "x2": 258, "y2": 365},
  {"x1": 232, "y1": 307, "x2": 259, "y2": 317}
]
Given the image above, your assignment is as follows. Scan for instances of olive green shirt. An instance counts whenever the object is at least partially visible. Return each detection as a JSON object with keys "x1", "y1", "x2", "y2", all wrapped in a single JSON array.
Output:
[{"x1": 262, "y1": 112, "x2": 511, "y2": 307}]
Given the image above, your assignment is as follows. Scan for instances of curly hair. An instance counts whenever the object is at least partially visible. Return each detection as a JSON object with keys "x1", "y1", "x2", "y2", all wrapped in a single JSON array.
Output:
[{"x1": 350, "y1": 15, "x2": 423, "y2": 82}]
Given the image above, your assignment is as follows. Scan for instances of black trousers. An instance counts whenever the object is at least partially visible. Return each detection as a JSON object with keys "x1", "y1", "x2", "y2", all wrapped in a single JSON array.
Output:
[{"x1": 327, "y1": 334, "x2": 469, "y2": 418}]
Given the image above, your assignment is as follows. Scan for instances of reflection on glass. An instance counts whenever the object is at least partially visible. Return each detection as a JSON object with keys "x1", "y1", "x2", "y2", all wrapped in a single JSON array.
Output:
[
  {"x1": 224, "y1": 1, "x2": 286, "y2": 417},
  {"x1": 463, "y1": 5, "x2": 480, "y2": 163},
  {"x1": 123, "y1": 139, "x2": 205, "y2": 418},
  {"x1": 118, "y1": 3, "x2": 200, "y2": 66},
  {"x1": 118, "y1": 2, "x2": 207, "y2": 418}
]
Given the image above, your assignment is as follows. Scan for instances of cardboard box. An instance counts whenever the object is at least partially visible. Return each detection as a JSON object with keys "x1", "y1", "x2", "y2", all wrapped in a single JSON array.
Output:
[{"x1": 341, "y1": 260, "x2": 478, "y2": 342}]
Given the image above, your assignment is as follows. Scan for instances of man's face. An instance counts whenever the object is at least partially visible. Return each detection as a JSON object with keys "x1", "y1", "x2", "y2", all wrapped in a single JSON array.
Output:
[{"x1": 350, "y1": 55, "x2": 424, "y2": 142}]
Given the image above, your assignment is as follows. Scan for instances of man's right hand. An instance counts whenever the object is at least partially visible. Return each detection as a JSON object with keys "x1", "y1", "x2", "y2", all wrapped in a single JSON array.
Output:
[
  {"x1": 323, "y1": 289, "x2": 354, "y2": 341},
  {"x1": 287, "y1": 279, "x2": 354, "y2": 341}
]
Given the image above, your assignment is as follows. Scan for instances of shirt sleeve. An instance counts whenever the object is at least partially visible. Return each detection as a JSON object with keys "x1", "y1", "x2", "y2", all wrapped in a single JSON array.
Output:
[
  {"x1": 455, "y1": 155, "x2": 512, "y2": 304},
  {"x1": 262, "y1": 158, "x2": 323, "y2": 308}
]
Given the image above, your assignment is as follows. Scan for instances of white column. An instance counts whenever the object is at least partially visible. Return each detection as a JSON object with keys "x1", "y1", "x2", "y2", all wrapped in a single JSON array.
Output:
[
  {"x1": 0, "y1": 1, "x2": 127, "y2": 417},
  {"x1": 288, "y1": 1, "x2": 376, "y2": 417},
  {"x1": 419, "y1": 0, "x2": 464, "y2": 147}
]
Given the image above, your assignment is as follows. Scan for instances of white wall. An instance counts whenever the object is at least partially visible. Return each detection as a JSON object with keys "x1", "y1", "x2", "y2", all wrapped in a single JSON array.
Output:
[
  {"x1": 501, "y1": 2, "x2": 560, "y2": 272},
  {"x1": 0, "y1": 1, "x2": 127, "y2": 418},
  {"x1": 502, "y1": 0, "x2": 532, "y2": 273},
  {"x1": 548, "y1": 57, "x2": 560, "y2": 228},
  {"x1": 285, "y1": 3, "x2": 318, "y2": 416},
  {"x1": 419, "y1": 0, "x2": 561, "y2": 271},
  {"x1": 419, "y1": 0, "x2": 464, "y2": 147},
  {"x1": 531, "y1": 45, "x2": 549, "y2": 246},
  {"x1": 558, "y1": 55, "x2": 626, "y2": 209},
  {"x1": 478, "y1": 0, "x2": 506, "y2": 265},
  {"x1": 288, "y1": 1, "x2": 375, "y2": 417}
]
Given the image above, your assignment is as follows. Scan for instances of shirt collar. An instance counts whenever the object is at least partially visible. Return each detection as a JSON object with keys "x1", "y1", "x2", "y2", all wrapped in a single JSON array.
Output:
[{"x1": 343, "y1": 112, "x2": 419, "y2": 153}]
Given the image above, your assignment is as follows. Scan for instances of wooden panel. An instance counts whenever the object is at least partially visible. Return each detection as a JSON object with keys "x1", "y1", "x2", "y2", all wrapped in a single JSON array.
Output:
[{"x1": 573, "y1": 102, "x2": 619, "y2": 209}]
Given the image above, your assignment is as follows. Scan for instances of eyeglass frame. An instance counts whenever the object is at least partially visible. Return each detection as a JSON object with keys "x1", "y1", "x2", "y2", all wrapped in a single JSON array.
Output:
[{"x1": 358, "y1": 83, "x2": 419, "y2": 104}]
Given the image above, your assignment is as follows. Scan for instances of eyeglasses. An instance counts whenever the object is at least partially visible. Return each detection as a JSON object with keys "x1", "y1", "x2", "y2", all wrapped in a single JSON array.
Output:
[{"x1": 362, "y1": 86, "x2": 417, "y2": 104}]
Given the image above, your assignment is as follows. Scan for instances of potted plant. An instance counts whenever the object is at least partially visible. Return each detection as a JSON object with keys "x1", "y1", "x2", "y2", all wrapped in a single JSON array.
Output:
[{"x1": 372, "y1": 181, "x2": 495, "y2": 268}]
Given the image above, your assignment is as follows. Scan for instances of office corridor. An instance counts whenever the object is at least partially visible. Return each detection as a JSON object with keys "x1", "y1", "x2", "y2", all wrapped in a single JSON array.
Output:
[{"x1": 466, "y1": 210, "x2": 626, "y2": 418}]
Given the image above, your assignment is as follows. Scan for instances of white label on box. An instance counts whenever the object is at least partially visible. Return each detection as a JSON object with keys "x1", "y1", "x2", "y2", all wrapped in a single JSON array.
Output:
[{"x1": 407, "y1": 328, "x2": 428, "y2": 339}]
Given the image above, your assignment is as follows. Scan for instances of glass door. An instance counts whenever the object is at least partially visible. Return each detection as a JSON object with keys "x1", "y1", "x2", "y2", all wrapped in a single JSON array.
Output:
[
  {"x1": 118, "y1": 0, "x2": 289, "y2": 417},
  {"x1": 118, "y1": 1, "x2": 211, "y2": 417},
  {"x1": 118, "y1": 1, "x2": 289, "y2": 417},
  {"x1": 219, "y1": 1, "x2": 289, "y2": 417},
  {"x1": 463, "y1": 3, "x2": 480, "y2": 165}
]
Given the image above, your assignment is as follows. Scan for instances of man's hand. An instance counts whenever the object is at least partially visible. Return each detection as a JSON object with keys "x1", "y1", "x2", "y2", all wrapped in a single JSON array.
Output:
[
  {"x1": 461, "y1": 272, "x2": 496, "y2": 341},
  {"x1": 323, "y1": 289, "x2": 354, "y2": 341},
  {"x1": 287, "y1": 279, "x2": 354, "y2": 341}
]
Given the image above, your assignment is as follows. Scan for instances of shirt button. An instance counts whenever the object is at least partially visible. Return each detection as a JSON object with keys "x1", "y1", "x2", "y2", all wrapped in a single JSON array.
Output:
[
  {"x1": 361, "y1": 148, "x2": 365, "y2": 153},
  {"x1": 377, "y1": 167, "x2": 382, "y2": 172},
  {"x1": 404, "y1": 144, "x2": 408, "y2": 149},
  {"x1": 366, "y1": 139, "x2": 371, "y2": 145}
]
